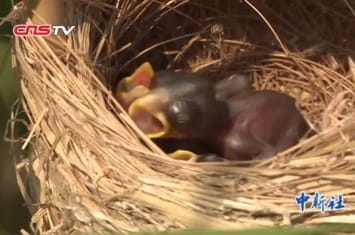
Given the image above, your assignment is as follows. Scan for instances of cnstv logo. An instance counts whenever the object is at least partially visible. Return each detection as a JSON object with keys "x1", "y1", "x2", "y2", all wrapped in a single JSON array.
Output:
[{"x1": 13, "y1": 24, "x2": 76, "y2": 36}]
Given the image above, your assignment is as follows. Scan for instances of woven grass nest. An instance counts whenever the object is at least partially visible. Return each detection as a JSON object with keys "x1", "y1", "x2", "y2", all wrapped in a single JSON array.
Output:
[{"x1": 8, "y1": 0, "x2": 355, "y2": 234}]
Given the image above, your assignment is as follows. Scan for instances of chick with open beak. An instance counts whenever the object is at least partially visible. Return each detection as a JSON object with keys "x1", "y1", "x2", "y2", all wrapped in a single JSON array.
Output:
[
  {"x1": 116, "y1": 62, "x2": 229, "y2": 161},
  {"x1": 115, "y1": 62, "x2": 155, "y2": 109},
  {"x1": 128, "y1": 78, "x2": 230, "y2": 139},
  {"x1": 116, "y1": 63, "x2": 311, "y2": 162}
]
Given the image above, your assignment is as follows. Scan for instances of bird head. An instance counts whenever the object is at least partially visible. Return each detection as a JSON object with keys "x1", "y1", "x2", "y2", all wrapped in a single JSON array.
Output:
[{"x1": 116, "y1": 62, "x2": 229, "y2": 139}]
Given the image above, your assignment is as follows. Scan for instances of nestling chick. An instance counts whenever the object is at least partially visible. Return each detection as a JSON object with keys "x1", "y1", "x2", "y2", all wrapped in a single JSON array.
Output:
[
  {"x1": 116, "y1": 62, "x2": 310, "y2": 161},
  {"x1": 115, "y1": 62, "x2": 228, "y2": 161},
  {"x1": 207, "y1": 74, "x2": 309, "y2": 160}
]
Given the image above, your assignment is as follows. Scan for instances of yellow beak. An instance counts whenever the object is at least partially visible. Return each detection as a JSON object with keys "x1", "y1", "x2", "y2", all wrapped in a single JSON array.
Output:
[
  {"x1": 115, "y1": 62, "x2": 155, "y2": 107},
  {"x1": 117, "y1": 85, "x2": 150, "y2": 108},
  {"x1": 128, "y1": 88, "x2": 172, "y2": 138},
  {"x1": 168, "y1": 150, "x2": 198, "y2": 161}
]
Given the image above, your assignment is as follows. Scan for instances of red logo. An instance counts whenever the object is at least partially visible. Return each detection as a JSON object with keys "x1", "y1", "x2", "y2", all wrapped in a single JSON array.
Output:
[{"x1": 13, "y1": 24, "x2": 76, "y2": 36}]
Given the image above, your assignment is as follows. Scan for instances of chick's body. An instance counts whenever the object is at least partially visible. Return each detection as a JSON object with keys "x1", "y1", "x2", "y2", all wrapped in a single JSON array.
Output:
[
  {"x1": 116, "y1": 62, "x2": 310, "y2": 161},
  {"x1": 213, "y1": 89, "x2": 309, "y2": 160}
]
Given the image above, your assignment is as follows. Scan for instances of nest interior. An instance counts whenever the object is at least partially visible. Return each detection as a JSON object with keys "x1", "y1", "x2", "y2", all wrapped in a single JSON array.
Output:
[{"x1": 9, "y1": 0, "x2": 355, "y2": 234}]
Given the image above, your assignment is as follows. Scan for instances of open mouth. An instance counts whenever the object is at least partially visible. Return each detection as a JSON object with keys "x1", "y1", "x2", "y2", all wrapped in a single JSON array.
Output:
[
  {"x1": 115, "y1": 62, "x2": 155, "y2": 108},
  {"x1": 128, "y1": 91, "x2": 171, "y2": 138},
  {"x1": 117, "y1": 85, "x2": 150, "y2": 108},
  {"x1": 129, "y1": 107, "x2": 168, "y2": 138}
]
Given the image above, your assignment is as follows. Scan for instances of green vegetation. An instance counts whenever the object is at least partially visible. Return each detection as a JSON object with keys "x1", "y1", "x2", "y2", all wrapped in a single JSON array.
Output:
[{"x1": 0, "y1": 1, "x2": 30, "y2": 234}]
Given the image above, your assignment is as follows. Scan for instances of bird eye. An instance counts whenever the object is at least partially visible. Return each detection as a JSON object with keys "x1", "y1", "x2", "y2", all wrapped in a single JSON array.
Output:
[{"x1": 166, "y1": 99, "x2": 201, "y2": 132}]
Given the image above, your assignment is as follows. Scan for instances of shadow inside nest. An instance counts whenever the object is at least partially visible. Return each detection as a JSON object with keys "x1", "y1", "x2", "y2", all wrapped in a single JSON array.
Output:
[{"x1": 98, "y1": 0, "x2": 355, "y2": 86}]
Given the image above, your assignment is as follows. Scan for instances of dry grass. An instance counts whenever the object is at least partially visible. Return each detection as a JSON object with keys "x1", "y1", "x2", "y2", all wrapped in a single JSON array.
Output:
[{"x1": 4, "y1": 0, "x2": 355, "y2": 234}]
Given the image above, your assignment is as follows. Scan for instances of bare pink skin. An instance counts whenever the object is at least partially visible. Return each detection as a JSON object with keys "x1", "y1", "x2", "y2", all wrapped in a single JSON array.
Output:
[
  {"x1": 131, "y1": 109, "x2": 164, "y2": 134},
  {"x1": 212, "y1": 90, "x2": 309, "y2": 161},
  {"x1": 211, "y1": 74, "x2": 309, "y2": 161},
  {"x1": 213, "y1": 74, "x2": 353, "y2": 161}
]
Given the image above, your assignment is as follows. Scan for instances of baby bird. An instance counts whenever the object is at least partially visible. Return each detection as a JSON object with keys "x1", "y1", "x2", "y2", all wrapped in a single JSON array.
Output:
[{"x1": 116, "y1": 62, "x2": 310, "y2": 161}]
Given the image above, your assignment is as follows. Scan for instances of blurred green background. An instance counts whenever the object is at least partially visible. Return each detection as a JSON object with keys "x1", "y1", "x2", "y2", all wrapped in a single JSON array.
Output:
[{"x1": 0, "y1": 1, "x2": 30, "y2": 234}]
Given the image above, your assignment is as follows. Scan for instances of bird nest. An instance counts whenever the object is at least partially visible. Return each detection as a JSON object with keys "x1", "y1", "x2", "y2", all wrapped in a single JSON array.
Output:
[{"x1": 7, "y1": 0, "x2": 355, "y2": 234}]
